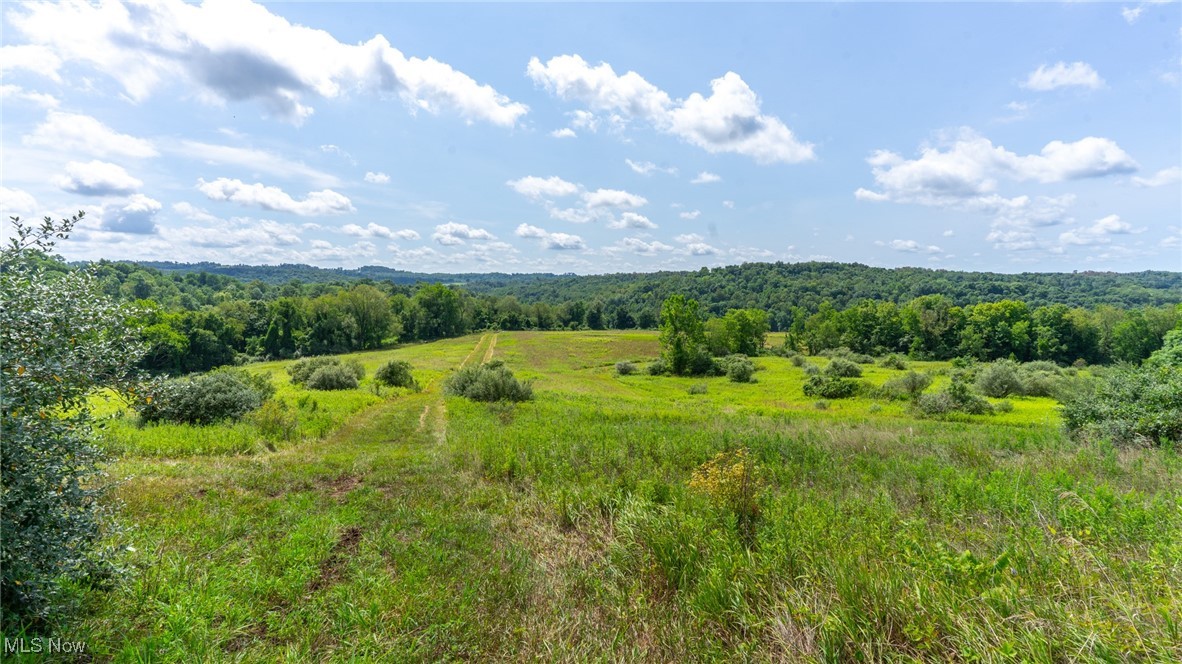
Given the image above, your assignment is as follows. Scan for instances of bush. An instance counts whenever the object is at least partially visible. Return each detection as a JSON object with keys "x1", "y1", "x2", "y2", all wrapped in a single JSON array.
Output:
[
  {"x1": 615, "y1": 361, "x2": 637, "y2": 376},
  {"x1": 1022, "y1": 361, "x2": 1062, "y2": 374},
  {"x1": 915, "y1": 391, "x2": 956, "y2": 416},
  {"x1": 287, "y1": 356, "x2": 364, "y2": 386},
  {"x1": 719, "y1": 355, "x2": 755, "y2": 383},
  {"x1": 688, "y1": 383, "x2": 708, "y2": 395},
  {"x1": 803, "y1": 375, "x2": 860, "y2": 399},
  {"x1": 1020, "y1": 371, "x2": 1061, "y2": 398},
  {"x1": 825, "y1": 358, "x2": 862, "y2": 378},
  {"x1": 1061, "y1": 365, "x2": 1182, "y2": 446},
  {"x1": 249, "y1": 399, "x2": 299, "y2": 441},
  {"x1": 976, "y1": 360, "x2": 1024, "y2": 398},
  {"x1": 993, "y1": 400, "x2": 1014, "y2": 413},
  {"x1": 375, "y1": 359, "x2": 418, "y2": 389},
  {"x1": 444, "y1": 360, "x2": 534, "y2": 402},
  {"x1": 647, "y1": 358, "x2": 669, "y2": 376},
  {"x1": 881, "y1": 370, "x2": 932, "y2": 400},
  {"x1": 306, "y1": 364, "x2": 360, "y2": 391},
  {"x1": 139, "y1": 368, "x2": 272, "y2": 425},
  {"x1": 879, "y1": 354, "x2": 907, "y2": 370},
  {"x1": 790, "y1": 355, "x2": 807, "y2": 367},
  {"x1": 915, "y1": 372, "x2": 993, "y2": 417},
  {"x1": 803, "y1": 363, "x2": 820, "y2": 376}
]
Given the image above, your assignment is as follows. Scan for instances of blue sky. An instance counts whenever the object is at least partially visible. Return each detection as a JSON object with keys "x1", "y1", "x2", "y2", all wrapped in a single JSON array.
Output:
[{"x1": 1, "y1": 1, "x2": 1179, "y2": 274}]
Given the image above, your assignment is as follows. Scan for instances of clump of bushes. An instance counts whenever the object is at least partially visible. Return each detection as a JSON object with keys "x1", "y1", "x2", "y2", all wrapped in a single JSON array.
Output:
[
  {"x1": 880, "y1": 370, "x2": 933, "y2": 400},
  {"x1": 139, "y1": 368, "x2": 274, "y2": 425},
  {"x1": 375, "y1": 359, "x2": 418, "y2": 390},
  {"x1": 975, "y1": 359, "x2": 1025, "y2": 398},
  {"x1": 790, "y1": 355, "x2": 807, "y2": 367},
  {"x1": 615, "y1": 361, "x2": 637, "y2": 376},
  {"x1": 818, "y1": 347, "x2": 875, "y2": 364},
  {"x1": 444, "y1": 360, "x2": 533, "y2": 403},
  {"x1": 1061, "y1": 365, "x2": 1181, "y2": 446},
  {"x1": 647, "y1": 358, "x2": 669, "y2": 375},
  {"x1": 915, "y1": 372, "x2": 993, "y2": 416},
  {"x1": 974, "y1": 358, "x2": 1067, "y2": 398},
  {"x1": 879, "y1": 354, "x2": 907, "y2": 370},
  {"x1": 287, "y1": 356, "x2": 364, "y2": 389},
  {"x1": 825, "y1": 358, "x2": 862, "y2": 378},
  {"x1": 719, "y1": 355, "x2": 755, "y2": 383},
  {"x1": 803, "y1": 374, "x2": 861, "y2": 399}
]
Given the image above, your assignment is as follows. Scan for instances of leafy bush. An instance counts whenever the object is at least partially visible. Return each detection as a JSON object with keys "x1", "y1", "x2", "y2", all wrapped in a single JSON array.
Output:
[
  {"x1": 825, "y1": 358, "x2": 862, "y2": 378},
  {"x1": 647, "y1": 358, "x2": 669, "y2": 375},
  {"x1": 248, "y1": 399, "x2": 299, "y2": 441},
  {"x1": 1146, "y1": 328, "x2": 1181, "y2": 369},
  {"x1": 139, "y1": 368, "x2": 272, "y2": 424},
  {"x1": 688, "y1": 383, "x2": 708, "y2": 395},
  {"x1": 719, "y1": 355, "x2": 755, "y2": 383},
  {"x1": 444, "y1": 360, "x2": 534, "y2": 402},
  {"x1": 790, "y1": 355, "x2": 807, "y2": 367},
  {"x1": 1022, "y1": 361, "x2": 1062, "y2": 374},
  {"x1": 688, "y1": 448, "x2": 761, "y2": 546},
  {"x1": 1061, "y1": 365, "x2": 1182, "y2": 446},
  {"x1": 375, "y1": 359, "x2": 418, "y2": 389},
  {"x1": 803, "y1": 363, "x2": 820, "y2": 376},
  {"x1": 287, "y1": 356, "x2": 364, "y2": 386},
  {"x1": 915, "y1": 391, "x2": 956, "y2": 416},
  {"x1": 993, "y1": 400, "x2": 1014, "y2": 413},
  {"x1": 976, "y1": 360, "x2": 1024, "y2": 398},
  {"x1": 306, "y1": 364, "x2": 361, "y2": 391},
  {"x1": 881, "y1": 371, "x2": 932, "y2": 400},
  {"x1": 1020, "y1": 371, "x2": 1061, "y2": 398},
  {"x1": 803, "y1": 375, "x2": 860, "y2": 399},
  {"x1": 916, "y1": 372, "x2": 993, "y2": 416},
  {"x1": 879, "y1": 354, "x2": 907, "y2": 370},
  {"x1": 615, "y1": 361, "x2": 638, "y2": 376}
]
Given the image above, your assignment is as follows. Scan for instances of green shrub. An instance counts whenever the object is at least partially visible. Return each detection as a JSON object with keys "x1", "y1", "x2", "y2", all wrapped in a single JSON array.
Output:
[
  {"x1": 719, "y1": 355, "x2": 755, "y2": 383},
  {"x1": 249, "y1": 399, "x2": 299, "y2": 441},
  {"x1": 615, "y1": 361, "x2": 637, "y2": 376},
  {"x1": 803, "y1": 363, "x2": 820, "y2": 376},
  {"x1": 1061, "y1": 365, "x2": 1182, "y2": 446},
  {"x1": 1020, "y1": 371, "x2": 1061, "y2": 398},
  {"x1": 825, "y1": 358, "x2": 862, "y2": 378},
  {"x1": 879, "y1": 354, "x2": 907, "y2": 370},
  {"x1": 306, "y1": 364, "x2": 360, "y2": 391},
  {"x1": 803, "y1": 375, "x2": 860, "y2": 399},
  {"x1": 287, "y1": 356, "x2": 364, "y2": 386},
  {"x1": 375, "y1": 359, "x2": 418, "y2": 389},
  {"x1": 688, "y1": 383, "x2": 708, "y2": 395},
  {"x1": 790, "y1": 355, "x2": 807, "y2": 367},
  {"x1": 444, "y1": 361, "x2": 534, "y2": 402},
  {"x1": 915, "y1": 372, "x2": 993, "y2": 417},
  {"x1": 139, "y1": 368, "x2": 272, "y2": 425},
  {"x1": 647, "y1": 358, "x2": 669, "y2": 376},
  {"x1": 915, "y1": 391, "x2": 956, "y2": 416},
  {"x1": 993, "y1": 400, "x2": 1014, "y2": 413},
  {"x1": 881, "y1": 371, "x2": 932, "y2": 400},
  {"x1": 1022, "y1": 360, "x2": 1062, "y2": 374},
  {"x1": 976, "y1": 360, "x2": 1024, "y2": 398}
]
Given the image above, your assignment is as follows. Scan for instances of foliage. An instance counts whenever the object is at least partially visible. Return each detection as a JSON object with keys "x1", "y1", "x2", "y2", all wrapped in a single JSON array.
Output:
[
  {"x1": 138, "y1": 368, "x2": 273, "y2": 424},
  {"x1": 703, "y1": 308, "x2": 770, "y2": 356},
  {"x1": 444, "y1": 360, "x2": 534, "y2": 402},
  {"x1": 825, "y1": 358, "x2": 863, "y2": 378},
  {"x1": 1060, "y1": 365, "x2": 1182, "y2": 446},
  {"x1": 719, "y1": 354, "x2": 756, "y2": 383},
  {"x1": 1146, "y1": 328, "x2": 1182, "y2": 369},
  {"x1": 917, "y1": 372, "x2": 994, "y2": 416},
  {"x1": 647, "y1": 358, "x2": 669, "y2": 376},
  {"x1": 615, "y1": 361, "x2": 637, "y2": 376},
  {"x1": 803, "y1": 374, "x2": 861, "y2": 399},
  {"x1": 247, "y1": 399, "x2": 299, "y2": 441},
  {"x1": 658, "y1": 295, "x2": 707, "y2": 375},
  {"x1": 687, "y1": 383, "x2": 708, "y2": 395},
  {"x1": 375, "y1": 359, "x2": 418, "y2": 389},
  {"x1": 306, "y1": 364, "x2": 362, "y2": 391},
  {"x1": 881, "y1": 370, "x2": 933, "y2": 400},
  {"x1": 1, "y1": 214, "x2": 144, "y2": 627},
  {"x1": 688, "y1": 448, "x2": 762, "y2": 546},
  {"x1": 287, "y1": 356, "x2": 364, "y2": 386},
  {"x1": 975, "y1": 359, "x2": 1025, "y2": 398},
  {"x1": 880, "y1": 354, "x2": 908, "y2": 370}
]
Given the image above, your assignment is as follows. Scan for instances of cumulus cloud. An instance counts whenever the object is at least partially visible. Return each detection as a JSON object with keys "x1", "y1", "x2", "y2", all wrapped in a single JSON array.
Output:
[
  {"x1": 1022, "y1": 61, "x2": 1104, "y2": 91},
  {"x1": 679, "y1": 210, "x2": 701, "y2": 220},
  {"x1": 722, "y1": 200, "x2": 735, "y2": 209},
  {"x1": 1059, "y1": 214, "x2": 1142, "y2": 246},
  {"x1": 673, "y1": 232, "x2": 718, "y2": 255},
  {"x1": 1132, "y1": 166, "x2": 1182, "y2": 187},
  {"x1": 550, "y1": 128, "x2": 577, "y2": 138},
  {"x1": 364, "y1": 171, "x2": 390, "y2": 184},
  {"x1": 53, "y1": 160, "x2": 142, "y2": 196},
  {"x1": 876, "y1": 239, "x2": 943, "y2": 254},
  {"x1": 1122, "y1": 6, "x2": 1144, "y2": 23},
  {"x1": 691, "y1": 171, "x2": 721, "y2": 184},
  {"x1": 625, "y1": 159, "x2": 677, "y2": 176},
  {"x1": 582, "y1": 188, "x2": 647, "y2": 209},
  {"x1": 101, "y1": 194, "x2": 161, "y2": 234},
  {"x1": 25, "y1": 111, "x2": 158, "y2": 158},
  {"x1": 342, "y1": 222, "x2": 419, "y2": 240},
  {"x1": 0, "y1": 187, "x2": 40, "y2": 218},
  {"x1": 0, "y1": 84, "x2": 59, "y2": 108},
  {"x1": 0, "y1": 44, "x2": 61, "y2": 81},
  {"x1": 607, "y1": 212, "x2": 657, "y2": 230},
  {"x1": 508, "y1": 175, "x2": 649, "y2": 225},
  {"x1": 527, "y1": 54, "x2": 813, "y2": 164},
  {"x1": 167, "y1": 216, "x2": 303, "y2": 249},
  {"x1": 6, "y1": 0, "x2": 527, "y2": 126},
  {"x1": 197, "y1": 177, "x2": 354, "y2": 216},
  {"x1": 609, "y1": 237, "x2": 674, "y2": 255},
  {"x1": 514, "y1": 223, "x2": 585, "y2": 250},
  {"x1": 432, "y1": 222, "x2": 495, "y2": 246},
  {"x1": 506, "y1": 175, "x2": 579, "y2": 199}
]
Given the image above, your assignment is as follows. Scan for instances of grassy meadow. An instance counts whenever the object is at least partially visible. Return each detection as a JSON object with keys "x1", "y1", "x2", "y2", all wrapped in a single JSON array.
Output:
[{"x1": 21, "y1": 331, "x2": 1182, "y2": 661}]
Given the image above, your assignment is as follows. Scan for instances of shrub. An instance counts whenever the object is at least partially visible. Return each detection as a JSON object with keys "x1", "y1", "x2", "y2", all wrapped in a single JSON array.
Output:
[
  {"x1": 375, "y1": 359, "x2": 418, "y2": 389},
  {"x1": 976, "y1": 360, "x2": 1024, "y2": 398},
  {"x1": 647, "y1": 358, "x2": 669, "y2": 376},
  {"x1": 1020, "y1": 372, "x2": 1061, "y2": 398},
  {"x1": 851, "y1": 353, "x2": 877, "y2": 364},
  {"x1": 306, "y1": 364, "x2": 361, "y2": 391},
  {"x1": 615, "y1": 361, "x2": 637, "y2": 376},
  {"x1": 139, "y1": 368, "x2": 271, "y2": 425},
  {"x1": 803, "y1": 363, "x2": 820, "y2": 376},
  {"x1": 688, "y1": 383, "x2": 708, "y2": 395},
  {"x1": 915, "y1": 372, "x2": 993, "y2": 417},
  {"x1": 813, "y1": 401, "x2": 829, "y2": 410},
  {"x1": 915, "y1": 391, "x2": 956, "y2": 416},
  {"x1": 881, "y1": 370, "x2": 932, "y2": 400},
  {"x1": 993, "y1": 400, "x2": 1014, "y2": 413},
  {"x1": 719, "y1": 354, "x2": 755, "y2": 383},
  {"x1": 825, "y1": 358, "x2": 862, "y2": 378},
  {"x1": 444, "y1": 361, "x2": 534, "y2": 402},
  {"x1": 1061, "y1": 365, "x2": 1182, "y2": 446},
  {"x1": 1022, "y1": 361, "x2": 1062, "y2": 374},
  {"x1": 803, "y1": 375, "x2": 860, "y2": 399},
  {"x1": 287, "y1": 356, "x2": 364, "y2": 386},
  {"x1": 790, "y1": 355, "x2": 807, "y2": 367},
  {"x1": 688, "y1": 448, "x2": 761, "y2": 546},
  {"x1": 879, "y1": 354, "x2": 907, "y2": 370},
  {"x1": 868, "y1": 403, "x2": 883, "y2": 414},
  {"x1": 249, "y1": 399, "x2": 299, "y2": 441}
]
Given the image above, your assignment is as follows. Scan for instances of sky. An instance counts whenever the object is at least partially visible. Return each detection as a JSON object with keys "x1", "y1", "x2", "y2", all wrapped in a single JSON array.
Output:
[{"x1": 1, "y1": 1, "x2": 1180, "y2": 275}]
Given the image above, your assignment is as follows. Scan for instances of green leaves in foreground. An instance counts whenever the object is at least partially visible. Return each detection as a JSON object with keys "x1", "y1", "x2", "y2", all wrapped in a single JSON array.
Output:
[{"x1": 1061, "y1": 364, "x2": 1182, "y2": 446}]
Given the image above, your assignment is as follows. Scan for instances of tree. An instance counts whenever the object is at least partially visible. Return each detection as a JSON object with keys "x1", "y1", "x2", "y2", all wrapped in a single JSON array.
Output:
[
  {"x1": 339, "y1": 284, "x2": 395, "y2": 349},
  {"x1": 659, "y1": 295, "x2": 707, "y2": 375},
  {"x1": 1, "y1": 214, "x2": 144, "y2": 626}
]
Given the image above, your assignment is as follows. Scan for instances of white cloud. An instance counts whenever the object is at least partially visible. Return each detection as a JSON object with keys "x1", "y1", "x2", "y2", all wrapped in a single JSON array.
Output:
[
  {"x1": 0, "y1": 84, "x2": 59, "y2": 108},
  {"x1": 691, "y1": 171, "x2": 721, "y2": 184},
  {"x1": 625, "y1": 159, "x2": 677, "y2": 176},
  {"x1": 686, "y1": 242, "x2": 718, "y2": 256},
  {"x1": 101, "y1": 194, "x2": 161, "y2": 234},
  {"x1": 319, "y1": 144, "x2": 357, "y2": 165},
  {"x1": 877, "y1": 239, "x2": 943, "y2": 254},
  {"x1": 550, "y1": 128, "x2": 577, "y2": 139},
  {"x1": 943, "y1": 229, "x2": 955, "y2": 237},
  {"x1": 432, "y1": 222, "x2": 495, "y2": 246},
  {"x1": 175, "y1": 140, "x2": 340, "y2": 187},
  {"x1": 607, "y1": 212, "x2": 657, "y2": 230},
  {"x1": 582, "y1": 188, "x2": 647, "y2": 209},
  {"x1": 1132, "y1": 166, "x2": 1182, "y2": 187},
  {"x1": 527, "y1": 54, "x2": 813, "y2": 164},
  {"x1": 1122, "y1": 6, "x2": 1144, "y2": 23},
  {"x1": 1022, "y1": 61, "x2": 1104, "y2": 91},
  {"x1": 197, "y1": 178, "x2": 354, "y2": 216},
  {"x1": 506, "y1": 175, "x2": 579, "y2": 199},
  {"x1": 342, "y1": 222, "x2": 418, "y2": 240},
  {"x1": 679, "y1": 210, "x2": 702, "y2": 220},
  {"x1": 53, "y1": 160, "x2": 143, "y2": 196},
  {"x1": 166, "y1": 216, "x2": 303, "y2": 249},
  {"x1": 610, "y1": 237, "x2": 673, "y2": 255},
  {"x1": 0, "y1": 187, "x2": 40, "y2": 218},
  {"x1": 25, "y1": 111, "x2": 158, "y2": 158},
  {"x1": 7, "y1": 0, "x2": 527, "y2": 126},
  {"x1": 364, "y1": 171, "x2": 390, "y2": 184},
  {"x1": 514, "y1": 223, "x2": 585, "y2": 250},
  {"x1": 1059, "y1": 214, "x2": 1143, "y2": 246},
  {"x1": 0, "y1": 44, "x2": 61, "y2": 81},
  {"x1": 722, "y1": 200, "x2": 735, "y2": 209}
]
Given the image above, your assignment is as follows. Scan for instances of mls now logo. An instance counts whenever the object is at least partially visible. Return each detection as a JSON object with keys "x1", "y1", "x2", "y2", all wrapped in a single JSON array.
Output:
[{"x1": 4, "y1": 638, "x2": 87, "y2": 655}]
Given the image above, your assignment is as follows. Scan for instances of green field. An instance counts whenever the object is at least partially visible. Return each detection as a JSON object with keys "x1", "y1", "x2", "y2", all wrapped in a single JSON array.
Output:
[{"x1": 30, "y1": 332, "x2": 1182, "y2": 661}]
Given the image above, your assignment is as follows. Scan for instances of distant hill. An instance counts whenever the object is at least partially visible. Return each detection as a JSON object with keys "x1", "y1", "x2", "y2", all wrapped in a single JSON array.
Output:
[{"x1": 126, "y1": 260, "x2": 1182, "y2": 313}]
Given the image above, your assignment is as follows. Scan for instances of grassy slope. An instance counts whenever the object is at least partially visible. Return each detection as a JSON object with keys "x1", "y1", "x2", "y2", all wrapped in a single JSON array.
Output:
[{"x1": 24, "y1": 332, "x2": 1182, "y2": 662}]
